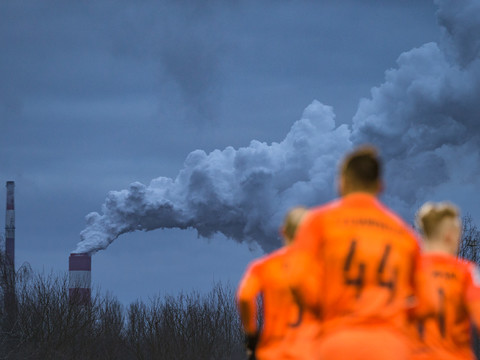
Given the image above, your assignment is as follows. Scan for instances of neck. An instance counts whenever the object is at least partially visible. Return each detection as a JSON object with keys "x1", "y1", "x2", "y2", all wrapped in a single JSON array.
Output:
[
  {"x1": 342, "y1": 189, "x2": 378, "y2": 197},
  {"x1": 423, "y1": 239, "x2": 456, "y2": 256}
]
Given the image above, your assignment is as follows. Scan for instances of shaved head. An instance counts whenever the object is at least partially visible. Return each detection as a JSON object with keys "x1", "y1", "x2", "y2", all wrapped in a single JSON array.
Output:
[{"x1": 339, "y1": 145, "x2": 382, "y2": 196}]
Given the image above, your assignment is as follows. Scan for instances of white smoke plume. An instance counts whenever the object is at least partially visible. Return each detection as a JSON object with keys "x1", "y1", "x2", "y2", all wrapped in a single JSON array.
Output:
[
  {"x1": 352, "y1": 0, "x2": 480, "y2": 213},
  {"x1": 76, "y1": 0, "x2": 480, "y2": 255},
  {"x1": 76, "y1": 102, "x2": 351, "y2": 254}
]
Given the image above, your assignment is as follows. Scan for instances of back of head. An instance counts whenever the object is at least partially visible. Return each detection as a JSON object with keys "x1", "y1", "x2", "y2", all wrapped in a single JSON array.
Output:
[
  {"x1": 416, "y1": 202, "x2": 460, "y2": 240},
  {"x1": 282, "y1": 207, "x2": 308, "y2": 245},
  {"x1": 340, "y1": 145, "x2": 382, "y2": 195}
]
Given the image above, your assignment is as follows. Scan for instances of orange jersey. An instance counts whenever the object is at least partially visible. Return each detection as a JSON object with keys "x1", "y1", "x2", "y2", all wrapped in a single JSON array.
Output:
[
  {"x1": 411, "y1": 253, "x2": 480, "y2": 360},
  {"x1": 289, "y1": 193, "x2": 420, "y2": 359},
  {"x1": 237, "y1": 247, "x2": 321, "y2": 360}
]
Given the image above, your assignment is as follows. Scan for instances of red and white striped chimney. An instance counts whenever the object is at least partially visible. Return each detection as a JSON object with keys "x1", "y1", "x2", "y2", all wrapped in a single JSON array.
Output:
[
  {"x1": 5, "y1": 181, "x2": 15, "y2": 269},
  {"x1": 68, "y1": 253, "x2": 91, "y2": 304}
]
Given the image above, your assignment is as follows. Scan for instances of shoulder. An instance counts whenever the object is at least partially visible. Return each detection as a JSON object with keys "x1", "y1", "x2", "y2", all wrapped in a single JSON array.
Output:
[
  {"x1": 422, "y1": 254, "x2": 478, "y2": 280},
  {"x1": 377, "y1": 201, "x2": 420, "y2": 242},
  {"x1": 459, "y1": 259, "x2": 480, "y2": 283},
  {"x1": 443, "y1": 256, "x2": 477, "y2": 274},
  {"x1": 458, "y1": 259, "x2": 480, "y2": 300},
  {"x1": 301, "y1": 199, "x2": 342, "y2": 225},
  {"x1": 379, "y1": 203, "x2": 411, "y2": 229},
  {"x1": 318, "y1": 198, "x2": 343, "y2": 213},
  {"x1": 242, "y1": 257, "x2": 265, "y2": 278},
  {"x1": 263, "y1": 247, "x2": 288, "y2": 265},
  {"x1": 244, "y1": 248, "x2": 285, "y2": 273}
]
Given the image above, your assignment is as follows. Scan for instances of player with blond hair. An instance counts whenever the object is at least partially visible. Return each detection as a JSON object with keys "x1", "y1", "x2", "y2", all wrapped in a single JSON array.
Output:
[
  {"x1": 237, "y1": 206, "x2": 321, "y2": 360},
  {"x1": 288, "y1": 145, "x2": 420, "y2": 360},
  {"x1": 411, "y1": 202, "x2": 480, "y2": 360}
]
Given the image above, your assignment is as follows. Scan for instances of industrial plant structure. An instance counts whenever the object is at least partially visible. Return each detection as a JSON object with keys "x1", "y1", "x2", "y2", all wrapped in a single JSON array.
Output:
[
  {"x1": 3, "y1": 181, "x2": 16, "y2": 329},
  {"x1": 2, "y1": 180, "x2": 92, "y2": 306},
  {"x1": 5, "y1": 181, "x2": 14, "y2": 269},
  {"x1": 68, "y1": 252, "x2": 91, "y2": 304}
]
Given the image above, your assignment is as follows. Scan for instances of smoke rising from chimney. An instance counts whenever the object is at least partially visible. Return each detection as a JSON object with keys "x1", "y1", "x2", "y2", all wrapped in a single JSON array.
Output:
[
  {"x1": 76, "y1": 102, "x2": 351, "y2": 254},
  {"x1": 76, "y1": 0, "x2": 480, "y2": 255}
]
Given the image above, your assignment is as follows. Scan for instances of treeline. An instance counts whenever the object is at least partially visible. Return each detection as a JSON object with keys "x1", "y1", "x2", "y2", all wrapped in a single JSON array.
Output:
[
  {"x1": 1, "y1": 215, "x2": 480, "y2": 360},
  {"x1": 457, "y1": 215, "x2": 480, "y2": 356},
  {"x1": 0, "y1": 260, "x2": 245, "y2": 360},
  {"x1": 458, "y1": 214, "x2": 480, "y2": 263}
]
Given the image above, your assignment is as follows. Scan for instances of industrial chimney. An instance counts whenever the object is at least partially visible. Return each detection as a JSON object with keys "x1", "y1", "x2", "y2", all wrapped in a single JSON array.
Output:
[
  {"x1": 5, "y1": 181, "x2": 15, "y2": 269},
  {"x1": 68, "y1": 253, "x2": 91, "y2": 304},
  {"x1": 4, "y1": 181, "x2": 17, "y2": 331}
]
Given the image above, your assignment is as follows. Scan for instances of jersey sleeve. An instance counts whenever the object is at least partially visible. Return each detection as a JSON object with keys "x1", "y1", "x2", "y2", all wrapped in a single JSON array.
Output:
[
  {"x1": 237, "y1": 263, "x2": 262, "y2": 335},
  {"x1": 465, "y1": 263, "x2": 480, "y2": 329}
]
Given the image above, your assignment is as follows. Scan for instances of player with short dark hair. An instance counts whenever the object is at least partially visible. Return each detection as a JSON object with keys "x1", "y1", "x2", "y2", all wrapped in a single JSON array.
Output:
[
  {"x1": 411, "y1": 202, "x2": 480, "y2": 360},
  {"x1": 288, "y1": 145, "x2": 420, "y2": 360},
  {"x1": 237, "y1": 207, "x2": 321, "y2": 360},
  {"x1": 340, "y1": 145, "x2": 382, "y2": 192}
]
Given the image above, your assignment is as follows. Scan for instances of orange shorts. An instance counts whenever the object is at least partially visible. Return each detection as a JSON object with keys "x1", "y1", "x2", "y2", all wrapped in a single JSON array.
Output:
[{"x1": 317, "y1": 328, "x2": 410, "y2": 360}]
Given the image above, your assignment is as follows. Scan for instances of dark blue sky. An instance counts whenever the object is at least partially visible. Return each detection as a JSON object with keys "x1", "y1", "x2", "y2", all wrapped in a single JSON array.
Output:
[{"x1": 2, "y1": 0, "x2": 479, "y2": 305}]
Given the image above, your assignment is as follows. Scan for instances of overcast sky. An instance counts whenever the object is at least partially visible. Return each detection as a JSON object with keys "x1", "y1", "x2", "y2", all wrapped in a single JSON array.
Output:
[{"x1": 2, "y1": 0, "x2": 479, "y2": 305}]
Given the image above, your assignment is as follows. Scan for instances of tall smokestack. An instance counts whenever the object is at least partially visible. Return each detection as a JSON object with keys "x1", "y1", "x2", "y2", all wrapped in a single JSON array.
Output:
[
  {"x1": 5, "y1": 181, "x2": 15, "y2": 269},
  {"x1": 4, "y1": 181, "x2": 17, "y2": 332},
  {"x1": 68, "y1": 253, "x2": 91, "y2": 304}
]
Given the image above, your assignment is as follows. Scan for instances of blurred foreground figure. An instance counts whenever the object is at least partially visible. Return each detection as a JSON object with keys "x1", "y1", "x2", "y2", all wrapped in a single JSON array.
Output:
[
  {"x1": 237, "y1": 207, "x2": 321, "y2": 360},
  {"x1": 289, "y1": 145, "x2": 420, "y2": 360},
  {"x1": 412, "y1": 202, "x2": 480, "y2": 360}
]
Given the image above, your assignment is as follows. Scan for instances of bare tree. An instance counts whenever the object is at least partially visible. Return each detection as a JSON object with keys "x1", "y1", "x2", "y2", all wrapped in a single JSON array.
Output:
[
  {"x1": 456, "y1": 214, "x2": 480, "y2": 357},
  {"x1": 91, "y1": 293, "x2": 129, "y2": 360},
  {"x1": 125, "y1": 283, "x2": 245, "y2": 360},
  {"x1": 1, "y1": 248, "x2": 245, "y2": 360},
  {"x1": 458, "y1": 214, "x2": 480, "y2": 263},
  {"x1": 0, "y1": 249, "x2": 19, "y2": 358}
]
